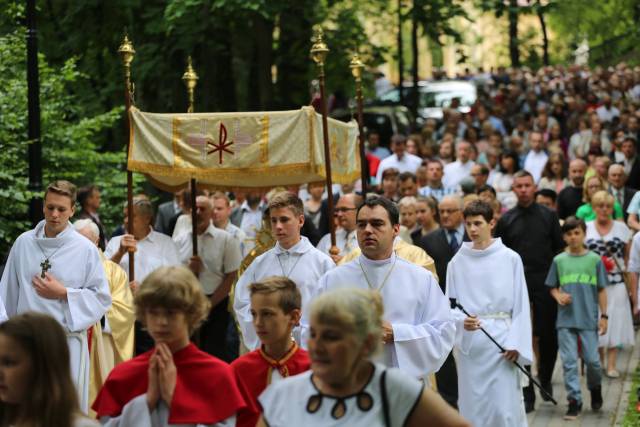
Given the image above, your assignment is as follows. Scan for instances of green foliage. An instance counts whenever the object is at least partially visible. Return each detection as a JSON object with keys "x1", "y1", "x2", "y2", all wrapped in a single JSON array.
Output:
[
  {"x1": 622, "y1": 362, "x2": 640, "y2": 426},
  {"x1": 413, "y1": 0, "x2": 469, "y2": 46},
  {"x1": 0, "y1": 27, "x2": 142, "y2": 258},
  {"x1": 547, "y1": 0, "x2": 640, "y2": 66}
]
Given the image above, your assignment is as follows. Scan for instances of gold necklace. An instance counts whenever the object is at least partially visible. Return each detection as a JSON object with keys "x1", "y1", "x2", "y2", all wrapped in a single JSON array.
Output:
[{"x1": 358, "y1": 254, "x2": 397, "y2": 292}]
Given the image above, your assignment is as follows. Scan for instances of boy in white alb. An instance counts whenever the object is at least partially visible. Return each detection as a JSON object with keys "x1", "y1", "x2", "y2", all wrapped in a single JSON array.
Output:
[
  {"x1": 446, "y1": 200, "x2": 532, "y2": 426},
  {"x1": 233, "y1": 192, "x2": 334, "y2": 350}
]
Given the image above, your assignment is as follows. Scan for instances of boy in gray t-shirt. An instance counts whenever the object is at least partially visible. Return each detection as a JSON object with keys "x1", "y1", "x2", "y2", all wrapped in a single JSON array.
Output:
[{"x1": 545, "y1": 217, "x2": 608, "y2": 420}]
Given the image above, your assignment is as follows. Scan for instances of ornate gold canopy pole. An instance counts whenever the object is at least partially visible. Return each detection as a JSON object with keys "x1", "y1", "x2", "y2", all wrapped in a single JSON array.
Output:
[
  {"x1": 349, "y1": 54, "x2": 368, "y2": 195},
  {"x1": 118, "y1": 34, "x2": 136, "y2": 280},
  {"x1": 182, "y1": 57, "x2": 199, "y2": 256},
  {"x1": 310, "y1": 28, "x2": 339, "y2": 257}
]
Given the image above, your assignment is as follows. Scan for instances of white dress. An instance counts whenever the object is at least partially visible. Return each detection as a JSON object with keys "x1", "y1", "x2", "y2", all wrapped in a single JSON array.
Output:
[
  {"x1": 259, "y1": 363, "x2": 423, "y2": 427},
  {"x1": 446, "y1": 239, "x2": 531, "y2": 427},
  {"x1": 585, "y1": 221, "x2": 634, "y2": 348}
]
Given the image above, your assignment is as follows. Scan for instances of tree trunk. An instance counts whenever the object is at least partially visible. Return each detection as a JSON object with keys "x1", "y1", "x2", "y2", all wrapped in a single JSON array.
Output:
[
  {"x1": 398, "y1": 0, "x2": 404, "y2": 105},
  {"x1": 411, "y1": 0, "x2": 419, "y2": 122},
  {"x1": 254, "y1": 15, "x2": 274, "y2": 109},
  {"x1": 276, "y1": 1, "x2": 315, "y2": 109},
  {"x1": 537, "y1": 0, "x2": 549, "y2": 66},
  {"x1": 508, "y1": 0, "x2": 520, "y2": 67}
]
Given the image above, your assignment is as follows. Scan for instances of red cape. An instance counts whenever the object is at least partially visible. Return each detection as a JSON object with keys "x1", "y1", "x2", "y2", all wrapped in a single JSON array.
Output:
[
  {"x1": 231, "y1": 343, "x2": 310, "y2": 427},
  {"x1": 92, "y1": 343, "x2": 245, "y2": 424}
]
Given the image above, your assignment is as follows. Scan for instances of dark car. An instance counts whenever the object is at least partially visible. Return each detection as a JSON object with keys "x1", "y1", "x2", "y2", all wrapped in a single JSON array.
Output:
[{"x1": 330, "y1": 105, "x2": 414, "y2": 148}]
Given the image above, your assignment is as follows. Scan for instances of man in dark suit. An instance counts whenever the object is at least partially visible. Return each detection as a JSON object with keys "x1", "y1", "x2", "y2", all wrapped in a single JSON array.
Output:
[
  {"x1": 77, "y1": 185, "x2": 107, "y2": 250},
  {"x1": 621, "y1": 137, "x2": 640, "y2": 190},
  {"x1": 418, "y1": 194, "x2": 467, "y2": 408},
  {"x1": 154, "y1": 190, "x2": 183, "y2": 236},
  {"x1": 608, "y1": 163, "x2": 637, "y2": 221}
]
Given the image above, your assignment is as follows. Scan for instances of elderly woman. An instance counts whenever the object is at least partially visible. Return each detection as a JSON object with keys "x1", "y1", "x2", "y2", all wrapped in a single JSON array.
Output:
[
  {"x1": 585, "y1": 191, "x2": 634, "y2": 378},
  {"x1": 576, "y1": 175, "x2": 624, "y2": 221},
  {"x1": 258, "y1": 288, "x2": 470, "y2": 427}
]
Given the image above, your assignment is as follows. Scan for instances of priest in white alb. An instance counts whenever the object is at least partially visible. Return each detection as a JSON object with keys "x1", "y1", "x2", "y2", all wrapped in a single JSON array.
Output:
[
  {"x1": 233, "y1": 191, "x2": 334, "y2": 350},
  {"x1": 446, "y1": 199, "x2": 532, "y2": 426},
  {"x1": 314, "y1": 196, "x2": 455, "y2": 378},
  {"x1": 0, "y1": 181, "x2": 111, "y2": 412}
]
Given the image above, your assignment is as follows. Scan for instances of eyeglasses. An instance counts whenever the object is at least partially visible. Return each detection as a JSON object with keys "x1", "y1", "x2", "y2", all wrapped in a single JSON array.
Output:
[{"x1": 334, "y1": 207, "x2": 357, "y2": 213}]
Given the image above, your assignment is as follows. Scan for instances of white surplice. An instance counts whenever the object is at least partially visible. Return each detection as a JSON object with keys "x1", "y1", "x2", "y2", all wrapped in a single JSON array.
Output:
[
  {"x1": 99, "y1": 395, "x2": 234, "y2": 427},
  {"x1": 0, "y1": 220, "x2": 111, "y2": 412},
  {"x1": 233, "y1": 236, "x2": 335, "y2": 350},
  {"x1": 314, "y1": 252, "x2": 455, "y2": 377},
  {"x1": 446, "y1": 238, "x2": 532, "y2": 427}
]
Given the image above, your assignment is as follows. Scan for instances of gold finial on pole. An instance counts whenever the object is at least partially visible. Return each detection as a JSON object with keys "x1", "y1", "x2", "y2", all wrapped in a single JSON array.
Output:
[
  {"x1": 349, "y1": 53, "x2": 364, "y2": 82},
  {"x1": 181, "y1": 56, "x2": 199, "y2": 256},
  {"x1": 310, "y1": 27, "x2": 330, "y2": 69},
  {"x1": 182, "y1": 56, "x2": 198, "y2": 114},
  {"x1": 310, "y1": 27, "x2": 339, "y2": 258},
  {"x1": 118, "y1": 32, "x2": 136, "y2": 280},
  {"x1": 118, "y1": 33, "x2": 136, "y2": 102},
  {"x1": 349, "y1": 53, "x2": 368, "y2": 194}
]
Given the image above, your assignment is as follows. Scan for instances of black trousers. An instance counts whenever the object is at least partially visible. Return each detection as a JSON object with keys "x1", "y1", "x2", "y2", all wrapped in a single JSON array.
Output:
[
  {"x1": 195, "y1": 297, "x2": 231, "y2": 362},
  {"x1": 523, "y1": 273, "x2": 558, "y2": 403},
  {"x1": 435, "y1": 351, "x2": 459, "y2": 408}
]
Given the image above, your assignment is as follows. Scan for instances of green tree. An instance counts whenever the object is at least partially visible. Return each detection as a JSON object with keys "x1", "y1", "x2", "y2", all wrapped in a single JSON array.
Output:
[
  {"x1": 547, "y1": 0, "x2": 640, "y2": 66},
  {"x1": 0, "y1": 25, "x2": 143, "y2": 258}
]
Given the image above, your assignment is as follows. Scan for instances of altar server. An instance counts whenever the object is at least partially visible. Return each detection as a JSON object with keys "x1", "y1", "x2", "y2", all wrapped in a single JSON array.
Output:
[
  {"x1": 233, "y1": 192, "x2": 334, "y2": 350},
  {"x1": 0, "y1": 180, "x2": 111, "y2": 412},
  {"x1": 446, "y1": 199, "x2": 532, "y2": 426}
]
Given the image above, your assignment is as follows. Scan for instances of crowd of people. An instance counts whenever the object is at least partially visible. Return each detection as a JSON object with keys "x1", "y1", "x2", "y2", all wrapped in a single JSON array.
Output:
[{"x1": 0, "y1": 63, "x2": 640, "y2": 426}]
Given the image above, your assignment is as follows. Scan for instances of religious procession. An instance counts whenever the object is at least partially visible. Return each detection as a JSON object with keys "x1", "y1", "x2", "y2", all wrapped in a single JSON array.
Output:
[{"x1": 2, "y1": 1, "x2": 640, "y2": 426}]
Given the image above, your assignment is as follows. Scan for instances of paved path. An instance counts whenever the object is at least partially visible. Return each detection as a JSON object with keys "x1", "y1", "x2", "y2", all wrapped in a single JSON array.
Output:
[{"x1": 525, "y1": 334, "x2": 639, "y2": 426}]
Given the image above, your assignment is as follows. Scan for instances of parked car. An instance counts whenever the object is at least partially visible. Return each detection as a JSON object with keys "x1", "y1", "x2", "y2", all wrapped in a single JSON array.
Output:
[
  {"x1": 330, "y1": 104, "x2": 414, "y2": 148},
  {"x1": 376, "y1": 80, "x2": 477, "y2": 124}
]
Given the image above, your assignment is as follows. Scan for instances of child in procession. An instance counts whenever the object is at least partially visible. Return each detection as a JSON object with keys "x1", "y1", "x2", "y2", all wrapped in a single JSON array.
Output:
[
  {"x1": 92, "y1": 266, "x2": 245, "y2": 426},
  {"x1": 446, "y1": 200, "x2": 532, "y2": 426},
  {"x1": 231, "y1": 276, "x2": 310, "y2": 427},
  {"x1": 545, "y1": 216, "x2": 608, "y2": 420}
]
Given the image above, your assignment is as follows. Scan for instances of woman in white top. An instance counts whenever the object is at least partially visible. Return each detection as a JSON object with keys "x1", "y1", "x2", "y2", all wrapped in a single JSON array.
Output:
[
  {"x1": 492, "y1": 151, "x2": 520, "y2": 210},
  {"x1": 258, "y1": 288, "x2": 470, "y2": 427},
  {"x1": 585, "y1": 191, "x2": 634, "y2": 378},
  {"x1": 0, "y1": 312, "x2": 99, "y2": 427}
]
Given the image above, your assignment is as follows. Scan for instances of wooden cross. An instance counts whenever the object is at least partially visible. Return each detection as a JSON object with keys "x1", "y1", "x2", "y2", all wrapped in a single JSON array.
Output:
[{"x1": 40, "y1": 259, "x2": 51, "y2": 279}]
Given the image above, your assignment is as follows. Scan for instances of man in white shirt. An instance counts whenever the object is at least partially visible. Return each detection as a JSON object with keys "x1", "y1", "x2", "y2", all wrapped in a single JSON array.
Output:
[
  {"x1": 419, "y1": 159, "x2": 458, "y2": 201},
  {"x1": 596, "y1": 94, "x2": 620, "y2": 124},
  {"x1": 316, "y1": 193, "x2": 361, "y2": 263},
  {"x1": 174, "y1": 195, "x2": 242, "y2": 360},
  {"x1": 0, "y1": 180, "x2": 111, "y2": 412},
  {"x1": 233, "y1": 192, "x2": 334, "y2": 350},
  {"x1": 375, "y1": 134, "x2": 423, "y2": 184},
  {"x1": 314, "y1": 196, "x2": 455, "y2": 377},
  {"x1": 523, "y1": 131, "x2": 549, "y2": 184},
  {"x1": 443, "y1": 140, "x2": 476, "y2": 188},
  {"x1": 211, "y1": 191, "x2": 249, "y2": 257},
  {"x1": 105, "y1": 197, "x2": 180, "y2": 354}
]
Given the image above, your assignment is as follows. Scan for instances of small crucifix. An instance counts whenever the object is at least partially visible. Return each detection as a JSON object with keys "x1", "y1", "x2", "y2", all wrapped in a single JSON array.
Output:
[{"x1": 40, "y1": 259, "x2": 51, "y2": 279}]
